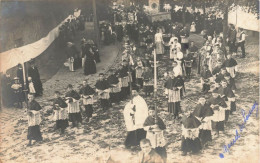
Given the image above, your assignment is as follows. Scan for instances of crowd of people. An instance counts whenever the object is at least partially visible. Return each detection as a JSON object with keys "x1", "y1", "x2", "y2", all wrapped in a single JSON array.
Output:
[{"x1": 0, "y1": 4, "x2": 248, "y2": 162}]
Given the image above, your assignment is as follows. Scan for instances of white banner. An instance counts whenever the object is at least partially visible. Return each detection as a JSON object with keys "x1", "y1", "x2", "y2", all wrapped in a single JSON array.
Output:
[
  {"x1": 228, "y1": 6, "x2": 259, "y2": 32},
  {"x1": 0, "y1": 10, "x2": 81, "y2": 73}
]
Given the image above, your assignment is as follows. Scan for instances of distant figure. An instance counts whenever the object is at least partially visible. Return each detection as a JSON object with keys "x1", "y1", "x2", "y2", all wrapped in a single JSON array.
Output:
[
  {"x1": 1, "y1": 73, "x2": 13, "y2": 107},
  {"x1": 236, "y1": 28, "x2": 246, "y2": 58},
  {"x1": 16, "y1": 63, "x2": 24, "y2": 89},
  {"x1": 11, "y1": 77, "x2": 24, "y2": 108},
  {"x1": 169, "y1": 37, "x2": 181, "y2": 60},
  {"x1": 190, "y1": 22, "x2": 196, "y2": 33},
  {"x1": 83, "y1": 44, "x2": 97, "y2": 76},
  {"x1": 28, "y1": 59, "x2": 43, "y2": 96},
  {"x1": 154, "y1": 28, "x2": 165, "y2": 59},
  {"x1": 27, "y1": 77, "x2": 36, "y2": 95},
  {"x1": 226, "y1": 24, "x2": 237, "y2": 55}
]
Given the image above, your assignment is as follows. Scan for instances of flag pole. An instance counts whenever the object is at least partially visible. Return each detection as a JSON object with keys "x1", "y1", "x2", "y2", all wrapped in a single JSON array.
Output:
[
  {"x1": 22, "y1": 61, "x2": 28, "y2": 108},
  {"x1": 153, "y1": 49, "x2": 158, "y2": 124}
]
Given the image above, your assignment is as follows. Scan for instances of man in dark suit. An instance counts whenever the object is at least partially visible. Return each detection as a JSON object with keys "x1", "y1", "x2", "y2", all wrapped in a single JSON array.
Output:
[
  {"x1": 226, "y1": 24, "x2": 237, "y2": 55},
  {"x1": 28, "y1": 59, "x2": 43, "y2": 96}
]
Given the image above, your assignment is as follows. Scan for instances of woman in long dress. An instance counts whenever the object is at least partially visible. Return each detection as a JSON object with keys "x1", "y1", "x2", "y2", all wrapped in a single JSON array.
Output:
[
  {"x1": 154, "y1": 28, "x2": 165, "y2": 59},
  {"x1": 83, "y1": 45, "x2": 96, "y2": 76}
]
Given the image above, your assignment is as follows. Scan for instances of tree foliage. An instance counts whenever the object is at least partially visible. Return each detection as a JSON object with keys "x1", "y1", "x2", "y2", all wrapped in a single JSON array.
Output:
[{"x1": 164, "y1": 0, "x2": 259, "y2": 18}]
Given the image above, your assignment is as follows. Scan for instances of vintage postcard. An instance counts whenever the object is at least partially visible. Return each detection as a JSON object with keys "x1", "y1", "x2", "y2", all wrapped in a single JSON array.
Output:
[{"x1": 0, "y1": 0, "x2": 259, "y2": 162}]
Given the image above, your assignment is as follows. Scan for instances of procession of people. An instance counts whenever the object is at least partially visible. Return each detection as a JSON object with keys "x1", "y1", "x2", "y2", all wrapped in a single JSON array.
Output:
[{"x1": 0, "y1": 3, "x2": 249, "y2": 163}]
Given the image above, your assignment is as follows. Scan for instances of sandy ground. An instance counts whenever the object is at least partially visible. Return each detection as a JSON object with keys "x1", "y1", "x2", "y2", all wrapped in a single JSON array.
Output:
[{"x1": 0, "y1": 33, "x2": 259, "y2": 163}]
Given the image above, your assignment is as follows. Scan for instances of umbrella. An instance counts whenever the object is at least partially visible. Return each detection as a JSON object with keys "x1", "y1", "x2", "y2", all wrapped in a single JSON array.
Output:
[{"x1": 182, "y1": 114, "x2": 201, "y2": 129}]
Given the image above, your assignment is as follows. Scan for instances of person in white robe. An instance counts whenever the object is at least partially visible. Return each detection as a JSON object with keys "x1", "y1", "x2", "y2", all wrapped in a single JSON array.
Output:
[
  {"x1": 154, "y1": 28, "x2": 165, "y2": 57},
  {"x1": 28, "y1": 77, "x2": 36, "y2": 94},
  {"x1": 172, "y1": 61, "x2": 183, "y2": 77},
  {"x1": 169, "y1": 37, "x2": 181, "y2": 60},
  {"x1": 124, "y1": 89, "x2": 148, "y2": 148}
]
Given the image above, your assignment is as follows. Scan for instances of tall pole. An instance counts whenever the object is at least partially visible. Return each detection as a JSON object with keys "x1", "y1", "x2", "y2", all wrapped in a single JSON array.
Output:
[
  {"x1": 153, "y1": 49, "x2": 158, "y2": 125},
  {"x1": 93, "y1": 0, "x2": 100, "y2": 47},
  {"x1": 22, "y1": 61, "x2": 28, "y2": 107}
]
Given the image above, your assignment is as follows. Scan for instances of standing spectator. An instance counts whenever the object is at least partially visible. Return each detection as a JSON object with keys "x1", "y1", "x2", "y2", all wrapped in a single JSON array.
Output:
[
  {"x1": 16, "y1": 63, "x2": 24, "y2": 89},
  {"x1": 154, "y1": 28, "x2": 165, "y2": 60},
  {"x1": 169, "y1": 37, "x2": 181, "y2": 61},
  {"x1": 66, "y1": 42, "x2": 79, "y2": 72},
  {"x1": 83, "y1": 45, "x2": 97, "y2": 76},
  {"x1": 11, "y1": 77, "x2": 24, "y2": 108},
  {"x1": 27, "y1": 77, "x2": 36, "y2": 95},
  {"x1": 1, "y1": 73, "x2": 13, "y2": 107},
  {"x1": 236, "y1": 28, "x2": 246, "y2": 58},
  {"x1": 190, "y1": 22, "x2": 196, "y2": 33},
  {"x1": 226, "y1": 24, "x2": 237, "y2": 55},
  {"x1": 180, "y1": 26, "x2": 190, "y2": 53},
  {"x1": 28, "y1": 59, "x2": 43, "y2": 96}
]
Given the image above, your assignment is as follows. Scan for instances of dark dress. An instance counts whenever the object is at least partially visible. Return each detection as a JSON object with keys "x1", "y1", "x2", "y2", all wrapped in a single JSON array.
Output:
[
  {"x1": 91, "y1": 45, "x2": 101, "y2": 63},
  {"x1": 28, "y1": 66, "x2": 43, "y2": 96},
  {"x1": 83, "y1": 45, "x2": 97, "y2": 76},
  {"x1": 27, "y1": 100, "x2": 43, "y2": 141},
  {"x1": 17, "y1": 68, "x2": 25, "y2": 89},
  {"x1": 1, "y1": 75, "x2": 14, "y2": 107}
]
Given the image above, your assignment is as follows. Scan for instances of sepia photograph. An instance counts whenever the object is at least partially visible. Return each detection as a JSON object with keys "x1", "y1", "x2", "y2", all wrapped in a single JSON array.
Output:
[{"x1": 0, "y1": 0, "x2": 259, "y2": 162}]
